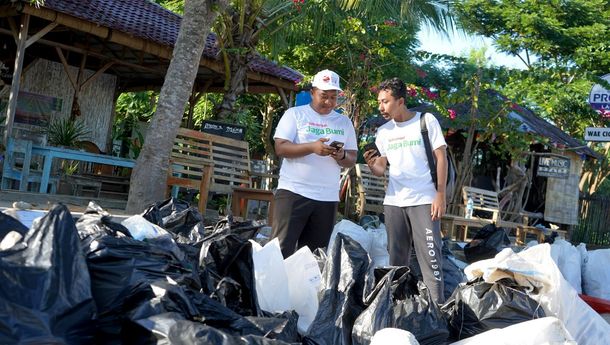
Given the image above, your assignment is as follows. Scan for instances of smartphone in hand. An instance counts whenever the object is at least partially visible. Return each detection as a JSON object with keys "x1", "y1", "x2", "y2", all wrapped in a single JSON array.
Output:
[
  {"x1": 329, "y1": 141, "x2": 344, "y2": 150},
  {"x1": 363, "y1": 142, "x2": 380, "y2": 157}
]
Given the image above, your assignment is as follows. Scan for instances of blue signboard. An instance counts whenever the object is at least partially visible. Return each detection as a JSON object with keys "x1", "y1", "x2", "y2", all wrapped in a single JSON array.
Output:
[{"x1": 589, "y1": 73, "x2": 610, "y2": 118}]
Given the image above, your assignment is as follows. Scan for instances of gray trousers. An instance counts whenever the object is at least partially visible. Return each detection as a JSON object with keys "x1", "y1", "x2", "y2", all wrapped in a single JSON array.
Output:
[{"x1": 384, "y1": 204, "x2": 445, "y2": 304}]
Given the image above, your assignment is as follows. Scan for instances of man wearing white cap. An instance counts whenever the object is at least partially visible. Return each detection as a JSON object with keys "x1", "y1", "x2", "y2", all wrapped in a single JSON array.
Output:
[{"x1": 271, "y1": 69, "x2": 358, "y2": 258}]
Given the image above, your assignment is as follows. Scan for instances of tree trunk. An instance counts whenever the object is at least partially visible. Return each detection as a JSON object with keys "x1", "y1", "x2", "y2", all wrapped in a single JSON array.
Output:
[
  {"x1": 126, "y1": 0, "x2": 226, "y2": 213},
  {"x1": 215, "y1": 51, "x2": 249, "y2": 120},
  {"x1": 214, "y1": 3, "x2": 258, "y2": 121},
  {"x1": 449, "y1": 70, "x2": 482, "y2": 213},
  {"x1": 261, "y1": 98, "x2": 277, "y2": 161}
]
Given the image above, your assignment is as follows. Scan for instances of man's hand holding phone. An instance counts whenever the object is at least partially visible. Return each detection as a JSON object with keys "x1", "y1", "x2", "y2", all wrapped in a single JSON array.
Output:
[
  {"x1": 329, "y1": 141, "x2": 344, "y2": 150},
  {"x1": 364, "y1": 142, "x2": 380, "y2": 157},
  {"x1": 328, "y1": 141, "x2": 346, "y2": 161}
]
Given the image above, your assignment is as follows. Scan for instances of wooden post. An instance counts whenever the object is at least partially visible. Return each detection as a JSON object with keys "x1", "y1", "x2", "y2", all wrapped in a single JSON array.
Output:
[{"x1": 3, "y1": 14, "x2": 29, "y2": 147}]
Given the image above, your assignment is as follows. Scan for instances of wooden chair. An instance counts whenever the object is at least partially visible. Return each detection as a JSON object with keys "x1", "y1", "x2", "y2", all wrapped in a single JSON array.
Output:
[
  {"x1": 1, "y1": 138, "x2": 58, "y2": 193},
  {"x1": 231, "y1": 187, "x2": 274, "y2": 224},
  {"x1": 168, "y1": 129, "x2": 216, "y2": 214}
]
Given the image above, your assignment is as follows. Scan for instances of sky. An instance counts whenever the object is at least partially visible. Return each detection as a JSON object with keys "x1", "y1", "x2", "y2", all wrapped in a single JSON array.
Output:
[{"x1": 416, "y1": 29, "x2": 526, "y2": 69}]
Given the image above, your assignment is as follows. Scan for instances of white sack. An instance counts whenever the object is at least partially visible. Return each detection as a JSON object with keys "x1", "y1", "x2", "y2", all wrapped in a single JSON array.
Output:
[
  {"x1": 328, "y1": 219, "x2": 389, "y2": 268},
  {"x1": 369, "y1": 224, "x2": 390, "y2": 268},
  {"x1": 550, "y1": 239, "x2": 582, "y2": 293},
  {"x1": 250, "y1": 239, "x2": 291, "y2": 313},
  {"x1": 582, "y1": 248, "x2": 610, "y2": 300},
  {"x1": 371, "y1": 328, "x2": 420, "y2": 345},
  {"x1": 328, "y1": 220, "x2": 372, "y2": 254},
  {"x1": 464, "y1": 244, "x2": 610, "y2": 345},
  {"x1": 450, "y1": 317, "x2": 576, "y2": 345},
  {"x1": 284, "y1": 245, "x2": 322, "y2": 335}
]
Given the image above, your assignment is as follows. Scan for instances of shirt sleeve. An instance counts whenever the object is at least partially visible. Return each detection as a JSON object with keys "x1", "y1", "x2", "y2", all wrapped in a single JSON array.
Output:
[
  {"x1": 375, "y1": 128, "x2": 387, "y2": 157},
  {"x1": 273, "y1": 108, "x2": 297, "y2": 142},
  {"x1": 426, "y1": 113, "x2": 447, "y2": 150},
  {"x1": 344, "y1": 117, "x2": 358, "y2": 151}
]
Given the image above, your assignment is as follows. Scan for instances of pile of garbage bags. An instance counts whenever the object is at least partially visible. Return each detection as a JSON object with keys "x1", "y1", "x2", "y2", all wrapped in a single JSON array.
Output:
[{"x1": 1, "y1": 199, "x2": 609, "y2": 345}]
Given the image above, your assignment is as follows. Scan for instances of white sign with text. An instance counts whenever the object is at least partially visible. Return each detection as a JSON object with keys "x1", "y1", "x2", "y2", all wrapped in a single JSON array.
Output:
[{"x1": 584, "y1": 127, "x2": 610, "y2": 141}]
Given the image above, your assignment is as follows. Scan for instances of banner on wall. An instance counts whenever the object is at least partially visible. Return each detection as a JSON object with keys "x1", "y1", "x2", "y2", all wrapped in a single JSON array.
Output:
[{"x1": 1, "y1": 91, "x2": 63, "y2": 127}]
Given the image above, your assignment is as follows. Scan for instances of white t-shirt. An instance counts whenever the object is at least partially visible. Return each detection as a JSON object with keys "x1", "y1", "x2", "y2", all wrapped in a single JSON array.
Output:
[
  {"x1": 274, "y1": 104, "x2": 357, "y2": 201},
  {"x1": 375, "y1": 112, "x2": 447, "y2": 207}
]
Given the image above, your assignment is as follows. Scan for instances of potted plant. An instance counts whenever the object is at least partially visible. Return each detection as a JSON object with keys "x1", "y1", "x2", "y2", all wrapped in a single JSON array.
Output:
[
  {"x1": 46, "y1": 117, "x2": 90, "y2": 148},
  {"x1": 45, "y1": 117, "x2": 91, "y2": 194}
]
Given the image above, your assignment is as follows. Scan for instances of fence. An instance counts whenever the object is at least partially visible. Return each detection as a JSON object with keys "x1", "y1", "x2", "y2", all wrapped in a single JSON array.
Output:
[{"x1": 572, "y1": 194, "x2": 610, "y2": 246}]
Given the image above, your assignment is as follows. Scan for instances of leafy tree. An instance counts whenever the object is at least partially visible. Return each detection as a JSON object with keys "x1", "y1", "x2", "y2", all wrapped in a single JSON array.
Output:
[
  {"x1": 126, "y1": 0, "x2": 227, "y2": 213},
  {"x1": 208, "y1": 0, "x2": 452, "y2": 121},
  {"x1": 453, "y1": 0, "x2": 610, "y2": 194},
  {"x1": 273, "y1": 1, "x2": 453, "y2": 129}
]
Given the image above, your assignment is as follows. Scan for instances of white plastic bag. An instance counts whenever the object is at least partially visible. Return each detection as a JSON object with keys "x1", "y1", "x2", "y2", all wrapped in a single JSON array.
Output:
[
  {"x1": 121, "y1": 215, "x2": 184, "y2": 260},
  {"x1": 582, "y1": 248, "x2": 610, "y2": 300},
  {"x1": 250, "y1": 239, "x2": 291, "y2": 313},
  {"x1": 284, "y1": 245, "x2": 322, "y2": 335},
  {"x1": 121, "y1": 215, "x2": 169, "y2": 240},
  {"x1": 450, "y1": 317, "x2": 576, "y2": 345},
  {"x1": 550, "y1": 239, "x2": 582, "y2": 293}
]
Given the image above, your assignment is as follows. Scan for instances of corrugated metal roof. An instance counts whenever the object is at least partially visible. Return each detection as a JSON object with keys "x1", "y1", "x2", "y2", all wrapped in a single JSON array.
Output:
[{"x1": 38, "y1": 0, "x2": 302, "y2": 83}]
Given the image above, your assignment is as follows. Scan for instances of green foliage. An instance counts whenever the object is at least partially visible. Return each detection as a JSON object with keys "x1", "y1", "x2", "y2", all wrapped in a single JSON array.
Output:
[
  {"x1": 151, "y1": 0, "x2": 184, "y2": 13},
  {"x1": 113, "y1": 92, "x2": 156, "y2": 158},
  {"x1": 454, "y1": 0, "x2": 610, "y2": 128},
  {"x1": 454, "y1": 0, "x2": 610, "y2": 194},
  {"x1": 46, "y1": 117, "x2": 90, "y2": 147}
]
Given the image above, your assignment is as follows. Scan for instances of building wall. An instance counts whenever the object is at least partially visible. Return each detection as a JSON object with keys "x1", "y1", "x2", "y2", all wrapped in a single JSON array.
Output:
[{"x1": 20, "y1": 58, "x2": 117, "y2": 151}]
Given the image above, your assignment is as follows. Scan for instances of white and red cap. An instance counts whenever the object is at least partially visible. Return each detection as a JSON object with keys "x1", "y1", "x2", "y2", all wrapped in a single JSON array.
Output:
[{"x1": 311, "y1": 69, "x2": 342, "y2": 91}]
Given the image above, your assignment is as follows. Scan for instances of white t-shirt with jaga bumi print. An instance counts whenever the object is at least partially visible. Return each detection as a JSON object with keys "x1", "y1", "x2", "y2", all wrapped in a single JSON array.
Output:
[
  {"x1": 274, "y1": 104, "x2": 357, "y2": 201},
  {"x1": 375, "y1": 112, "x2": 447, "y2": 207}
]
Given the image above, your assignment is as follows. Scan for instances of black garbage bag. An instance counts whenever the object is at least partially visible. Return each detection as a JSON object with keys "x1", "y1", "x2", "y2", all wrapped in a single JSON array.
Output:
[
  {"x1": 76, "y1": 202, "x2": 132, "y2": 239},
  {"x1": 0, "y1": 204, "x2": 96, "y2": 344},
  {"x1": 209, "y1": 217, "x2": 264, "y2": 241},
  {"x1": 135, "y1": 313, "x2": 295, "y2": 345},
  {"x1": 463, "y1": 224, "x2": 510, "y2": 263},
  {"x1": 125, "y1": 279, "x2": 299, "y2": 344},
  {"x1": 352, "y1": 267, "x2": 448, "y2": 345},
  {"x1": 409, "y1": 239, "x2": 467, "y2": 301},
  {"x1": 0, "y1": 210, "x2": 28, "y2": 239},
  {"x1": 76, "y1": 206, "x2": 200, "y2": 343},
  {"x1": 303, "y1": 233, "x2": 372, "y2": 345},
  {"x1": 141, "y1": 198, "x2": 206, "y2": 245},
  {"x1": 442, "y1": 278, "x2": 545, "y2": 341},
  {"x1": 199, "y1": 229, "x2": 261, "y2": 316}
]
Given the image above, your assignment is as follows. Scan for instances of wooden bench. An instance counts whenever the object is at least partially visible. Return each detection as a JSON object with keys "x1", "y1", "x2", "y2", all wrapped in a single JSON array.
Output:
[
  {"x1": 442, "y1": 186, "x2": 566, "y2": 245},
  {"x1": 169, "y1": 128, "x2": 273, "y2": 220}
]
